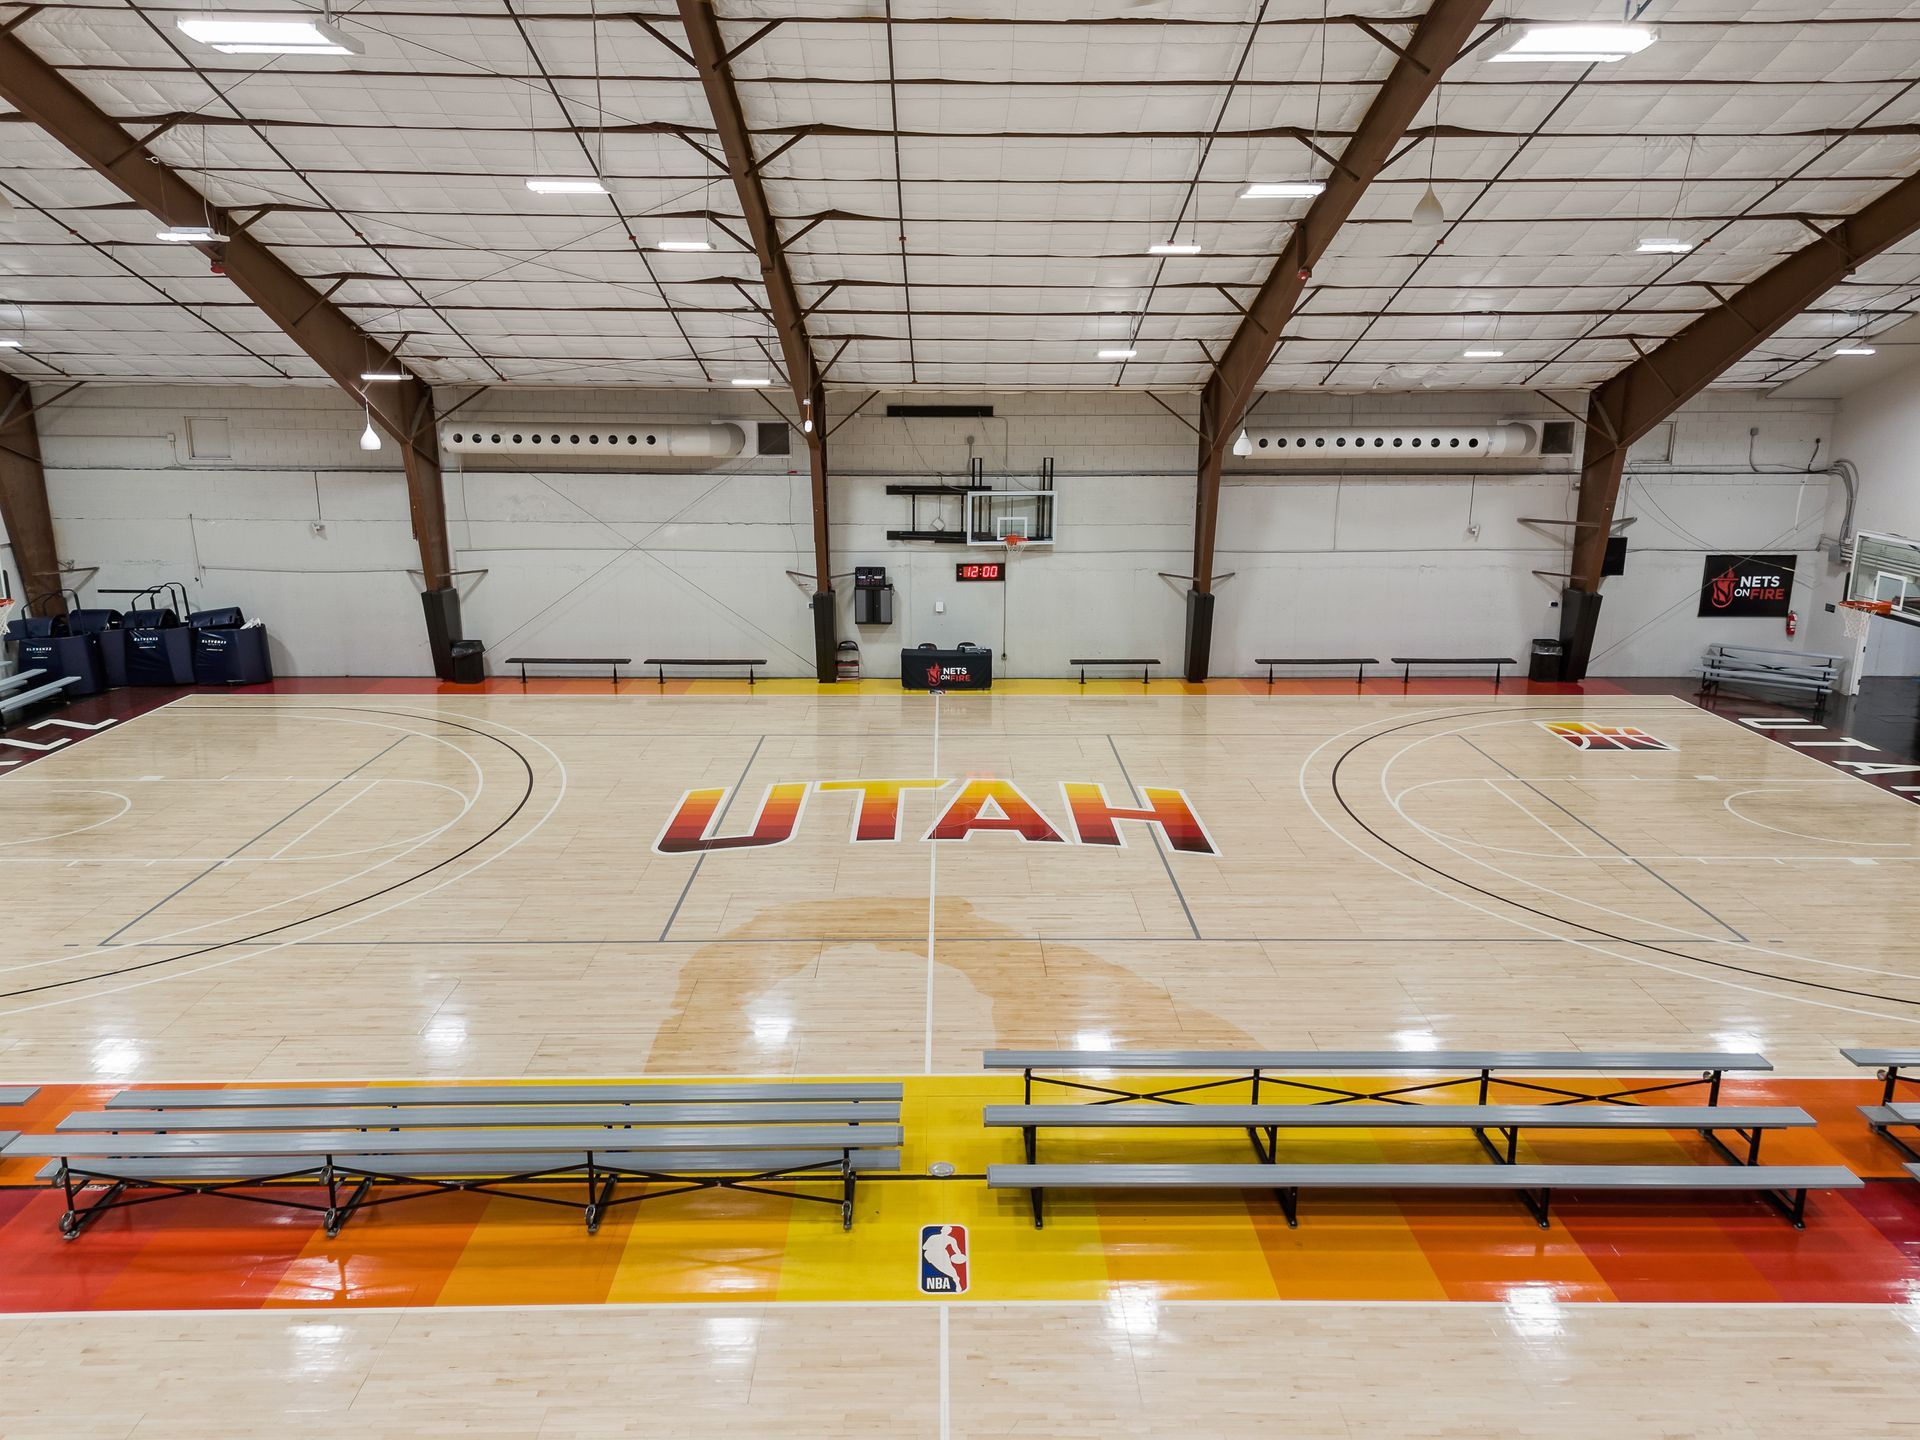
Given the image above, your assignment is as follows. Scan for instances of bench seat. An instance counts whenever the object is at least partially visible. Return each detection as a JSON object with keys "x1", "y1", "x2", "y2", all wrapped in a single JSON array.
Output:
[
  {"x1": 6, "y1": 1123, "x2": 902, "y2": 1161},
  {"x1": 987, "y1": 1161, "x2": 1860, "y2": 1228},
  {"x1": 104, "y1": 1081, "x2": 902, "y2": 1109},
  {"x1": 0, "y1": 669, "x2": 48, "y2": 697},
  {"x1": 985, "y1": 1103, "x2": 1810, "y2": 1130},
  {"x1": 984, "y1": 1049, "x2": 1769, "y2": 1072},
  {"x1": 0, "y1": 1086, "x2": 39, "y2": 1106},
  {"x1": 0, "y1": 676, "x2": 79, "y2": 718},
  {"x1": 36, "y1": 1148, "x2": 904, "y2": 1184},
  {"x1": 62, "y1": 1101, "x2": 900, "y2": 1132}
]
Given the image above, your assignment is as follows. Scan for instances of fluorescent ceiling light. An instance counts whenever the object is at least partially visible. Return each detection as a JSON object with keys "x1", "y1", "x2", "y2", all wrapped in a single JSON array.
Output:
[
  {"x1": 1462, "y1": 348, "x2": 1505, "y2": 358},
  {"x1": 156, "y1": 225, "x2": 227, "y2": 243},
  {"x1": 1240, "y1": 182, "x2": 1326, "y2": 200},
  {"x1": 0, "y1": 339, "x2": 22, "y2": 350},
  {"x1": 1147, "y1": 243, "x2": 1202, "y2": 256},
  {"x1": 1097, "y1": 349, "x2": 1137, "y2": 360},
  {"x1": 1636, "y1": 237, "x2": 1693, "y2": 254},
  {"x1": 655, "y1": 239, "x2": 713, "y2": 251},
  {"x1": 525, "y1": 178, "x2": 607, "y2": 195},
  {"x1": 730, "y1": 377, "x2": 772, "y2": 387},
  {"x1": 359, "y1": 371, "x2": 405, "y2": 381},
  {"x1": 1834, "y1": 346, "x2": 1877, "y2": 356},
  {"x1": 176, "y1": 16, "x2": 362, "y2": 54},
  {"x1": 1489, "y1": 24, "x2": 1655, "y2": 62}
]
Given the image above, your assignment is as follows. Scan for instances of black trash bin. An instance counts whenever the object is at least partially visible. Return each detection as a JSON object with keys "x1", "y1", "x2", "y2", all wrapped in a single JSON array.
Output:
[
  {"x1": 449, "y1": 638, "x2": 486, "y2": 685},
  {"x1": 1529, "y1": 637, "x2": 1566, "y2": 683}
]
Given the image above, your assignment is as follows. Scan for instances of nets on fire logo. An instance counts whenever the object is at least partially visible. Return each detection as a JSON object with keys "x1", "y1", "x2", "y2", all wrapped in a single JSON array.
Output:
[
  {"x1": 1697, "y1": 553, "x2": 1796, "y2": 618},
  {"x1": 1541, "y1": 721, "x2": 1673, "y2": 752},
  {"x1": 919, "y1": 1224, "x2": 969, "y2": 1294}
]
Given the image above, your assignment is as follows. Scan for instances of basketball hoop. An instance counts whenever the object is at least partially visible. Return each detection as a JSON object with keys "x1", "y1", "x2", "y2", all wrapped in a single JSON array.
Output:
[
  {"x1": 1004, "y1": 533, "x2": 1024, "y2": 551},
  {"x1": 1840, "y1": 597, "x2": 1893, "y2": 642}
]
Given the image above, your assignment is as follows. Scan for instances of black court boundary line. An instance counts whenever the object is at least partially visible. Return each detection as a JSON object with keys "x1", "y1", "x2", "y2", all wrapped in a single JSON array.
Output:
[
  {"x1": 98, "y1": 735, "x2": 411, "y2": 946},
  {"x1": 658, "y1": 734, "x2": 766, "y2": 943},
  {"x1": 1455, "y1": 732, "x2": 1751, "y2": 945},
  {"x1": 0, "y1": 706, "x2": 539, "y2": 999},
  {"x1": 1327, "y1": 704, "x2": 1920, "y2": 1009}
]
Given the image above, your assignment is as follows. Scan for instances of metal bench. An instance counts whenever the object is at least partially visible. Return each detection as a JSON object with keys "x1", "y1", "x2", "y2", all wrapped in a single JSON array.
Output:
[
  {"x1": 0, "y1": 1086, "x2": 39, "y2": 1106},
  {"x1": 0, "y1": 674, "x2": 79, "y2": 720},
  {"x1": 642, "y1": 657, "x2": 767, "y2": 685},
  {"x1": 103, "y1": 1081, "x2": 902, "y2": 1109},
  {"x1": 987, "y1": 1162, "x2": 1861, "y2": 1229},
  {"x1": 6, "y1": 1121, "x2": 903, "y2": 1239},
  {"x1": 1255, "y1": 657, "x2": 1379, "y2": 686},
  {"x1": 1069, "y1": 657, "x2": 1159, "y2": 685},
  {"x1": 987, "y1": 1103, "x2": 1815, "y2": 1167},
  {"x1": 1840, "y1": 1049, "x2": 1920, "y2": 1161},
  {"x1": 1839, "y1": 1047, "x2": 1920, "y2": 1104},
  {"x1": 1390, "y1": 655, "x2": 1517, "y2": 687},
  {"x1": 1700, "y1": 644, "x2": 1837, "y2": 711},
  {"x1": 984, "y1": 1049, "x2": 1770, "y2": 1107},
  {"x1": 504, "y1": 655, "x2": 629, "y2": 687},
  {"x1": 63, "y1": 1101, "x2": 899, "y2": 1132},
  {"x1": 0, "y1": 668, "x2": 48, "y2": 697}
]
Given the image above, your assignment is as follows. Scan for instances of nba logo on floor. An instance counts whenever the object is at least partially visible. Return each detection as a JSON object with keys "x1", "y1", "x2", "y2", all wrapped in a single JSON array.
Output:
[
  {"x1": 919, "y1": 1224, "x2": 969, "y2": 1294},
  {"x1": 1540, "y1": 721, "x2": 1674, "y2": 752}
]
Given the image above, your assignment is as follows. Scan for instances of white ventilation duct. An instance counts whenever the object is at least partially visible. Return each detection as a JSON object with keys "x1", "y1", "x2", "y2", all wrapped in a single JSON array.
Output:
[
  {"x1": 440, "y1": 421, "x2": 749, "y2": 458},
  {"x1": 1232, "y1": 421, "x2": 1543, "y2": 461}
]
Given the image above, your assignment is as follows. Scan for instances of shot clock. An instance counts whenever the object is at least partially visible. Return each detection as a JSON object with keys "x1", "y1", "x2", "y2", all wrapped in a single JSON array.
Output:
[{"x1": 955, "y1": 562, "x2": 1005, "y2": 582}]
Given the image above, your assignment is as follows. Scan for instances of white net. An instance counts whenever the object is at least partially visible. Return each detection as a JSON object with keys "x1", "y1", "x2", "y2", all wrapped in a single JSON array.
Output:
[{"x1": 1841, "y1": 604, "x2": 1879, "y2": 642}]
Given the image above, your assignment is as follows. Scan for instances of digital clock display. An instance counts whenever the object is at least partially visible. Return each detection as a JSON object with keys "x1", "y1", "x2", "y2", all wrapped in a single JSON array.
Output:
[{"x1": 955, "y1": 562, "x2": 1005, "y2": 582}]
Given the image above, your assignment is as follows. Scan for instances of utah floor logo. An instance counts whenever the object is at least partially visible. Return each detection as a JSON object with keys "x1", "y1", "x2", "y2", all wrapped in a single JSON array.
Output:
[
  {"x1": 1540, "y1": 721, "x2": 1673, "y2": 752},
  {"x1": 919, "y1": 1223, "x2": 969, "y2": 1295}
]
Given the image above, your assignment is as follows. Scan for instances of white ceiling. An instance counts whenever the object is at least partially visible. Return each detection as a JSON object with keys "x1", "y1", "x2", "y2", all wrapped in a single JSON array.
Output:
[{"x1": 2, "y1": 0, "x2": 1918, "y2": 394}]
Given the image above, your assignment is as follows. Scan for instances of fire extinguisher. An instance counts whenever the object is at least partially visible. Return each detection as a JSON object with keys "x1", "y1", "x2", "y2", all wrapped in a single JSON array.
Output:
[{"x1": 1786, "y1": 610, "x2": 1798, "y2": 637}]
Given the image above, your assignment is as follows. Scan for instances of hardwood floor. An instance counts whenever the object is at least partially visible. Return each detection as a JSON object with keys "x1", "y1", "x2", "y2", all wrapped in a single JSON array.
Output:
[
  {"x1": 1, "y1": 1301, "x2": 1914, "y2": 1437},
  {"x1": 1, "y1": 689, "x2": 1916, "y2": 1080},
  {"x1": 4, "y1": 686, "x2": 1919, "y2": 1432}
]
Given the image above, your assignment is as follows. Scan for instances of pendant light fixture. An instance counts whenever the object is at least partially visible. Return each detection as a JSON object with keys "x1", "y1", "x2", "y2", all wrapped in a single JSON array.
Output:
[
  {"x1": 1411, "y1": 83, "x2": 1445, "y2": 231},
  {"x1": 359, "y1": 401, "x2": 382, "y2": 451}
]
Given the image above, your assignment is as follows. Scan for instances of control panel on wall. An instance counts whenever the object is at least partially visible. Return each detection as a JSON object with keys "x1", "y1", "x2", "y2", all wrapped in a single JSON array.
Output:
[{"x1": 854, "y1": 566, "x2": 894, "y2": 626}]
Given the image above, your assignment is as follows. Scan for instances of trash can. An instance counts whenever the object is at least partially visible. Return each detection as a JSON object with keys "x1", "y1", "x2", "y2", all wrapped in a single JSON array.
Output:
[
  {"x1": 836, "y1": 639, "x2": 862, "y2": 681},
  {"x1": 1529, "y1": 637, "x2": 1565, "y2": 683},
  {"x1": 449, "y1": 638, "x2": 486, "y2": 685}
]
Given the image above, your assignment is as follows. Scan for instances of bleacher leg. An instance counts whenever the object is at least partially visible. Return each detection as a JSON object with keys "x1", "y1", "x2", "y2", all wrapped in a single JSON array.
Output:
[
  {"x1": 584, "y1": 1155, "x2": 602, "y2": 1233},
  {"x1": 1519, "y1": 1186, "x2": 1552, "y2": 1228},
  {"x1": 1276, "y1": 1186, "x2": 1298, "y2": 1228},
  {"x1": 1030, "y1": 1186, "x2": 1045, "y2": 1229},
  {"x1": 1707, "y1": 1069, "x2": 1723, "y2": 1106},
  {"x1": 1883, "y1": 1066, "x2": 1901, "y2": 1106},
  {"x1": 842, "y1": 1153, "x2": 855, "y2": 1231}
]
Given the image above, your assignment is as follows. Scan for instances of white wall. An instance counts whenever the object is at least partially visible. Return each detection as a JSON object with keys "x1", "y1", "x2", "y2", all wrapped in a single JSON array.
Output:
[
  {"x1": 1818, "y1": 360, "x2": 1920, "y2": 674},
  {"x1": 14, "y1": 382, "x2": 1843, "y2": 678}
]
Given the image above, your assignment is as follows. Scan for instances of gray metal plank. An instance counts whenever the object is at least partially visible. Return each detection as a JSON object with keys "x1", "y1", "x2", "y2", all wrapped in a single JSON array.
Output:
[
  {"x1": 1840, "y1": 1048, "x2": 1920, "y2": 1068},
  {"x1": 103, "y1": 1082, "x2": 903, "y2": 1109},
  {"x1": 982, "y1": 1104, "x2": 1814, "y2": 1129},
  {"x1": 0, "y1": 669, "x2": 48, "y2": 696},
  {"x1": 0, "y1": 1131, "x2": 15, "y2": 1150},
  {"x1": 4, "y1": 1124, "x2": 903, "y2": 1159},
  {"x1": 982, "y1": 1049, "x2": 1771, "y2": 1072},
  {"x1": 986, "y1": 1163, "x2": 1860, "y2": 1190},
  {"x1": 0, "y1": 1087, "x2": 39, "y2": 1106},
  {"x1": 35, "y1": 1149, "x2": 904, "y2": 1182},
  {"x1": 61, "y1": 1102, "x2": 899, "y2": 1132},
  {"x1": 1880, "y1": 1104, "x2": 1920, "y2": 1124}
]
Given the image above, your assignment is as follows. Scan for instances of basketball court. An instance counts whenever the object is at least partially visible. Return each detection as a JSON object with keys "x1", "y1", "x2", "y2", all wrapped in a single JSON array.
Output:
[
  {"x1": 1, "y1": 680, "x2": 1919, "y2": 1431},
  {"x1": 9, "y1": 0, "x2": 1920, "y2": 1429}
]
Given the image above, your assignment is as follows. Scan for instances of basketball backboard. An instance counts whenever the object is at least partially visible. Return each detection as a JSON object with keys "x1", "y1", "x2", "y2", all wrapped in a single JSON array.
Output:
[{"x1": 964, "y1": 489, "x2": 1056, "y2": 549}]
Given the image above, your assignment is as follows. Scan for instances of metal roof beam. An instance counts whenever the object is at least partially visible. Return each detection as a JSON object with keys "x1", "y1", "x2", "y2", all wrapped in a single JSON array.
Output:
[
  {"x1": 0, "y1": 23, "x2": 461, "y2": 663},
  {"x1": 674, "y1": 0, "x2": 835, "y2": 679}
]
